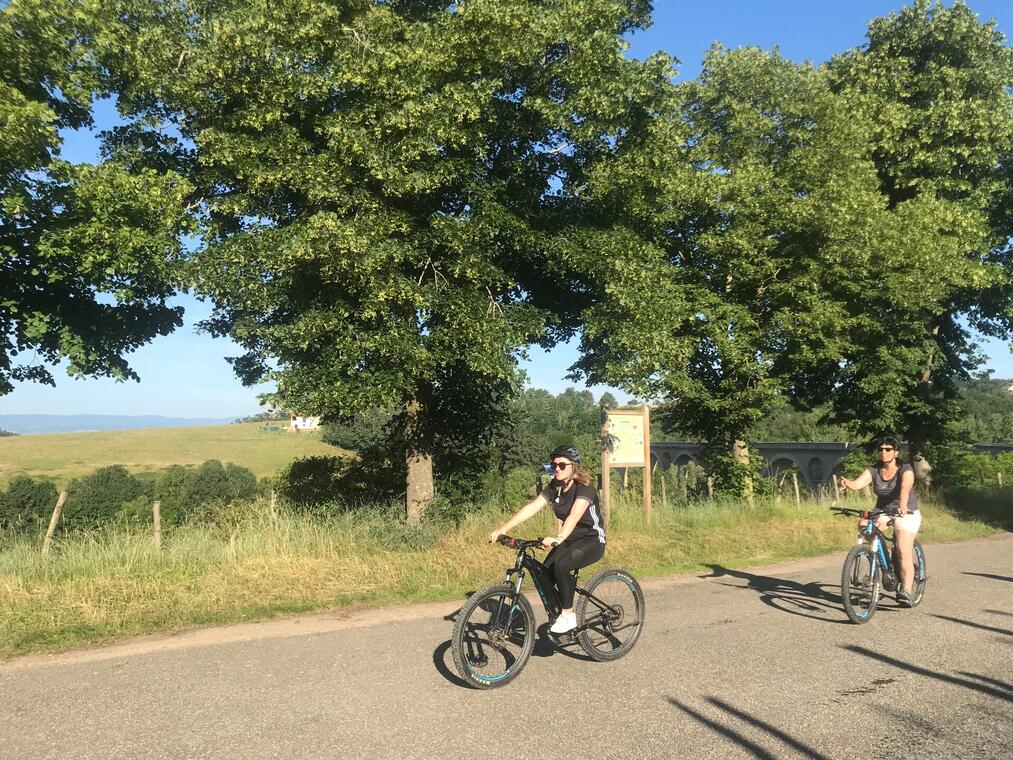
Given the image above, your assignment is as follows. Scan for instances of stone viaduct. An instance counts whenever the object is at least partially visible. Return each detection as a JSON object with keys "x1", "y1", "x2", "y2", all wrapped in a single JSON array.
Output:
[{"x1": 649, "y1": 442, "x2": 1013, "y2": 492}]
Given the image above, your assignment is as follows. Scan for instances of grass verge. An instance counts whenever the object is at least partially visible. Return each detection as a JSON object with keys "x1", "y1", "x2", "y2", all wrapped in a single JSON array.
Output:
[{"x1": 0, "y1": 493, "x2": 1004, "y2": 661}]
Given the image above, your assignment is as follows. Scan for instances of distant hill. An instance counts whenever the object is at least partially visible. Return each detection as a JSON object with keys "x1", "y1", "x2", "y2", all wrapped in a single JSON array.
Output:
[{"x1": 0, "y1": 414, "x2": 236, "y2": 435}]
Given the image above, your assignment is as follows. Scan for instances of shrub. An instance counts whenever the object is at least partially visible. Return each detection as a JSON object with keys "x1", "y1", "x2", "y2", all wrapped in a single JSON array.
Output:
[
  {"x1": 276, "y1": 456, "x2": 350, "y2": 510},
  {"x1": 63, "y1": 466, "x2": 149, "y2": 529},
  {"x1": 155, "y1": 460, "x2": 259, "y2": 523},
  {"x1": 503, "y1": 466, "x2": 541, "y2": 508},
  {"x1": 0, "y1": 476, "x2": 58, "y2": 531}
]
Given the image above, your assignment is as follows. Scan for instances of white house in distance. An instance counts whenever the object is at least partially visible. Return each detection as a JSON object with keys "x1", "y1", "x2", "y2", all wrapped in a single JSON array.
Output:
[
  {"x1": 1004, "y1": 380, "x2": 1013, "y2": 394},
  {"x1": 289, "y1": 413, "x2": 321, "y2": 432}
]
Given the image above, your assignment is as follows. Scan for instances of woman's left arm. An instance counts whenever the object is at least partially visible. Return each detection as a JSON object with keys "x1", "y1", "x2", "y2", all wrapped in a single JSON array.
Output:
[
  {"x1": 898, "y1": 467, "x2": 914, "y2": 515},
  {"x1": 545, "y1": 498, "x2": 591, "y2": 547}
]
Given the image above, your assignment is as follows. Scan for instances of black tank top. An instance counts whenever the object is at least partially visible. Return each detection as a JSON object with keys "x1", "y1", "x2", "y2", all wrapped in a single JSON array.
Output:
[{"x1": 866, "y1": 463, "x2": 919, "y2": 513}]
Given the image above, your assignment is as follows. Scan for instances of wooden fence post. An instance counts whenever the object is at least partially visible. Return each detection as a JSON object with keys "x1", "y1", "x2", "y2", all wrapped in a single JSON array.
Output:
[
  {"x1": 601, "y1": 442, "x2": 611, "y2": 528},
  {"x1": 643, "y1": 404, "x2": 652, "y2": 523},
  {"x1": 42, "y1": 490, "x2": 67, "y2": 555},
  {"x1": 152, "y1": 500, "x2": 161, "y2": 547},
  {"x1": 270, "y1": 489, "x2": 278, "y2": 519},
  {"x1": 791, "y1": 472, "x2": 801, "y2": 506},
  {"x1": 706, "y1": 476, "x2": 714, "y2": 500}
]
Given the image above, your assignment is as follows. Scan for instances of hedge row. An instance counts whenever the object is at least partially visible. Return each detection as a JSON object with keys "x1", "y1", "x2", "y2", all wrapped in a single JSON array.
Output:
[{"x1": 0, "y1": 460, "x2": 262, "y2": 532}]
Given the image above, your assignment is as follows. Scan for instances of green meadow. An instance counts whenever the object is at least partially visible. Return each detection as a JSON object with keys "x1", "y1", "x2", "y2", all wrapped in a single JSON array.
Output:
[{"x1": 0, "y1": 423, "x2": 342, "y2": 487}]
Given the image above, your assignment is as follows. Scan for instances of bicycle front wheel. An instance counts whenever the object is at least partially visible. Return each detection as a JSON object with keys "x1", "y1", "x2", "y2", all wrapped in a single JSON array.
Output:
[
  {"x1": 841, "y1": 544, "x2": 880, "y2": 624},
  {"x1": 909, "y1": 540, "x2": 927, "y2": 607},
  {"x1": 575, "y1": 568, "x2": 645, "y2": 661},
  {"x1": 451, "y1": 583, "x2": 535, "y2": 689}
]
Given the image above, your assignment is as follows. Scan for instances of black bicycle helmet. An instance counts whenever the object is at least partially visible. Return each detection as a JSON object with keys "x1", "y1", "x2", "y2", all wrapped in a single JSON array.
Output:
[
  {"x1": 548, "y1": 445, "x2": 582, "y2": 465},
  {"x1": 876, "y1": 435, "x2": 901, "y2": 450}
]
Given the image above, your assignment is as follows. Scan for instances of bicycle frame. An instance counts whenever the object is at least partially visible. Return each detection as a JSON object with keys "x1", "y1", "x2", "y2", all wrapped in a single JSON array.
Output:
[
  {"x1": 497, "y1": 541, "x2": 618, "y2": 638},
  {"x1": 859, "y1": 516, "x2": 894, "y2": 577}
]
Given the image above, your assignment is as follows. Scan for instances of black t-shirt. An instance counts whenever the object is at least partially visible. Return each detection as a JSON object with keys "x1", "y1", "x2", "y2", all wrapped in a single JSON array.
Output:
[{"x1": 539, "y1": 481, "x2": 606, "y2": 544}]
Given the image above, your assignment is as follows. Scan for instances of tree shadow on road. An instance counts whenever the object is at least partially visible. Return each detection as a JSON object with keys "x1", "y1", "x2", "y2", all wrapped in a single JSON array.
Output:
[
  {"x1": 700, "y1": 564, "x2": 873, "y2": 625},
  {"x1": 666, "y1": 696, "x2": 831, "y2": 760},
  {"x1": 931, "y1": 613, "x2": 1013, "y2": 637},
  {"x1": 842, "y1": 645, "x2": 1013, "y2": 703},
  {"x1": 962, "y1": 571, "x2": 1013, "y2": 583}
]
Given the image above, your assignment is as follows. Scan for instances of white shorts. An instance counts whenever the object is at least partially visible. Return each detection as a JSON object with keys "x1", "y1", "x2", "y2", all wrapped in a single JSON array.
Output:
[{"x1": 876, "y1": 511, "x2": 922, "y2": 535}]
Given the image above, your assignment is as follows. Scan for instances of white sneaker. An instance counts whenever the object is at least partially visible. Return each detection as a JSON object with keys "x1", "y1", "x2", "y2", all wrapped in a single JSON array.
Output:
[{"x1": 550, "y1": 611, "x2": 577, "y2": 634}]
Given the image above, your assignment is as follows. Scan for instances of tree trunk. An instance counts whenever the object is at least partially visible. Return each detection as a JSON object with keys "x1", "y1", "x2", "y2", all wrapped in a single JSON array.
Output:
[
  {"x1": 909, "y1": 324, "x2": 942, "y2": 458},
  {"x1": 404, "y1": 384, "x2": 434, "y2": 526},
  {"x1": 731, "y1": 438, "x2": 755, "y2": 507}
]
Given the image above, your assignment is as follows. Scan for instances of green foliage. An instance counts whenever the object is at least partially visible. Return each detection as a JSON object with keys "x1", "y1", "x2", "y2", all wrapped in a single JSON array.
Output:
[
  {"x1": 572, "y1": 44, "x2": 893, "y2": 495},
  {"x1": 232, "y1": 411, "x2": 287, "y2": 424},
  {"x1": 948, "y1": 378, "x2": 1013, "y2": 443},
  {"x1": 0, "y1": 429, "x2": 17, "y2": 437},
  {"x1": 99, "y1": 0, "x2": 670, "y2": 518},
  {"x1": 276, "y1": 456, "x2": 349, "y2": 511},
  {"x1": 502, "y1": 466, "x2": 541, "y2": 509},
  {"x1": 154, "y1": 460, "x2": 259, "y2": 524},
  {"x1": 822, "y1": 0, "x2": 1013, "y2": 447},
  {"x1": 276, "y1": 454, "x2": 399, "y2": 511},
  {"x1": 928, "y1": 445, "x2": 1013, "y2": 491},
  {"x1": 940, "y1": 485, "x2": 1013, "y2": 531},
  {"x1": 0, "y1": 475, "x2": 57, "y2": 530},
  {"x1": 63, "y1": 465, "x2": 149, "y2": 529},
  {"x1": 0, "y1": 0, "x2": 195, "y2": 395},
  {"x1": 321, "y1": 409, "x2": 394, "y2": 453}
]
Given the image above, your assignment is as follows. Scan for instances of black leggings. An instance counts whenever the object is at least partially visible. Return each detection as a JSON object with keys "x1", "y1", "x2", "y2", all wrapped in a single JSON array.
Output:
[{"x1": 544, "y1": 536, "x2": 605, "y2": 609}]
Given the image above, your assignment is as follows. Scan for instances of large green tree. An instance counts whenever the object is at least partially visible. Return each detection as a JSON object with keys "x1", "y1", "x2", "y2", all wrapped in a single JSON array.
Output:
[
  {"x1": 824, "y1": 0, "x2": 1013, "y2": 453},
  {"x1": 570, "y1": 46, "x2": 902, "y2": 497},
  {"x1": 105, "y1": 0, "x2": 670, "y2": 521},
  {"x1": 0, "y1": 0, "x2": 193, "y2": 395}
]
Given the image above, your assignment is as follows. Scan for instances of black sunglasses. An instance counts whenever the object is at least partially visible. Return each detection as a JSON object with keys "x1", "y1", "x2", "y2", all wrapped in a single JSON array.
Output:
[
  {"x1": 878, "y1": 446, "x2": 895, "y2": 452},
  {"x1": 551, "y1": 461, "x2": 573, "y2": 470}
]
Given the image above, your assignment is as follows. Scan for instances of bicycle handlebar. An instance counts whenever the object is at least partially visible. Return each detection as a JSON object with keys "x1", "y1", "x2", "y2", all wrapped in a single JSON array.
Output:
[
  {"x1": 829, "y1": 506, "x2": 900, "y2": 524},
  {"x1": 496, "y1": 535, "x2": 547, "y2": 550}
]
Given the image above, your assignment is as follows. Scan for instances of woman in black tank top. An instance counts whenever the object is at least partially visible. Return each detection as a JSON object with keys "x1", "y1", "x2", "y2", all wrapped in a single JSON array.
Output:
[{"x1": 839, "y1": 435, "x2": 922, "y2": 606}]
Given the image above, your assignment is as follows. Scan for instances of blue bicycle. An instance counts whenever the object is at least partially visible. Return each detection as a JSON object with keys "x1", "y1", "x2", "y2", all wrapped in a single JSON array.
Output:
[{"x1": 831, "y1": 506, "x2": 927, "y2": 624}]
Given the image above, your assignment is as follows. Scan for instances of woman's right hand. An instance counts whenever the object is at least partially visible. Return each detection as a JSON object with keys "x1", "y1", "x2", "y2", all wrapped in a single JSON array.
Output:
[{"x1": 489, "y1": 529, "x2": 502, "y2": 544}]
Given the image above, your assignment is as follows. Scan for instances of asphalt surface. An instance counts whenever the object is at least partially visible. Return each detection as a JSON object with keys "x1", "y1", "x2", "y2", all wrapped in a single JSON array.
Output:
[{"x1": 1, "y1": 534, "x2": 1010, "y2": 760}]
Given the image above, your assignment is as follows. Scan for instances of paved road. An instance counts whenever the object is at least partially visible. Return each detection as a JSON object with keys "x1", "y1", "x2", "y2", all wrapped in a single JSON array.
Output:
[{"x1": 2, "y1": 535, "x2": 1011, "y2": 760}]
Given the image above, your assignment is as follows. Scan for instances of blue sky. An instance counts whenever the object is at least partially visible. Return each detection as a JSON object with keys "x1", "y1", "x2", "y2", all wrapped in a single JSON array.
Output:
[{"x1": 6, "y1": 0, "x2": 1012, "y2": 418}]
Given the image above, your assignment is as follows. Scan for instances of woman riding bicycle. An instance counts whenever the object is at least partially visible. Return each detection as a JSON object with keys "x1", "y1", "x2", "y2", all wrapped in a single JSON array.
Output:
[
  {"x1": 489, "y1": 445, "x2": 606, "y2": 634},
  {"x1": 839, "y1": 435, "x2": 921, "y2": 606}
]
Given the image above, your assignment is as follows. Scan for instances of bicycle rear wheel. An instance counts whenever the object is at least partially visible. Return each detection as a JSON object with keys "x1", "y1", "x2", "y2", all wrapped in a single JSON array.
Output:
[
  {"x1": 451, "y1": 583, "x2": 535, "y2": 689},
  {"x1": 841, "y1": 544, "x2": 880, "y2": 624},
  {"x1": 575, "y1": 568, "x2": 645, "y2": 661},
  {"x1": 908, "y1": 541, "x2": 927, "y2": 607}
]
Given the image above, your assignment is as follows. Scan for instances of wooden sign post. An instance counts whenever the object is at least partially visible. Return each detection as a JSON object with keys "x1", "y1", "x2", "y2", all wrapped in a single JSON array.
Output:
[{"x1": 601, "y1": 405, "x2": 652, "y2": 524}]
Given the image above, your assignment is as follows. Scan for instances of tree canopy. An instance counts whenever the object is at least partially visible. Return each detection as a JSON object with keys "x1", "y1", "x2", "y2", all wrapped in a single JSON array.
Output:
[
  {"x1": 0, "y1": 0, "x2": 193, "y2": 395},
  {"x1": 100, "y1": 0, "x2": 672, "y2": 519}
]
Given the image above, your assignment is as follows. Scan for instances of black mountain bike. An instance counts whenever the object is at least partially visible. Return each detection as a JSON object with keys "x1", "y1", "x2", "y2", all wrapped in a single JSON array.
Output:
[
  {"x1": 831, "y1": 506, "x2": 927, "y2": 624},
  {"x1": 450, "y1": 536, "x2": 645, "y2": 689}
]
